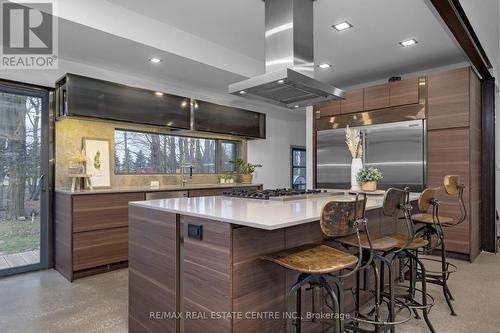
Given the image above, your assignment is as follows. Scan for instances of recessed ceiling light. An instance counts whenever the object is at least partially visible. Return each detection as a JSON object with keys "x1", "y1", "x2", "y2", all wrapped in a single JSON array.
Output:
[
  {"x1": 239, "y1": 90, "x2": 246, "y2": 95},
  {"x1": 399, "y1": 39, "x2": 418, "y2": 47},
  {"x1": 318, "y1": 63, "x2": 332, "y2": 69},
  {"x1": 294, "y1": 105, "x2": 299, "y2": 108},
  {"x1": 155, "y1": 92, "x2": 163, "y2": 96},
  {"x1": 149, "y1": 57, "x2": 162, "y2": 63},
  {"x1": 277, "y1": 79, "x2": 284, "y2": 84},
  {"x1": 332, "y1": 21, "x2": 353, "y2": 31}
]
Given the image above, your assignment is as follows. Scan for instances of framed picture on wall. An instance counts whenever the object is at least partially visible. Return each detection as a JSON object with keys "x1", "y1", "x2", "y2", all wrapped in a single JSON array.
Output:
[{"x1": 83, "y1": 138, "x2": 111, "y2": 188}]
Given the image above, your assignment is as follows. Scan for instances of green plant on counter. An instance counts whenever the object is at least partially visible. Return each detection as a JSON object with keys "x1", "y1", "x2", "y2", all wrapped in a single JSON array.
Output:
[
  {"x1": 229, "y1": 158, "x2": 262, "y2": 175},
  {"x1": 220, "y1": 174, "x2": 234, "y2": 180},
  {"x1": 356, "y1": 167, "x2": 383, "y2": 183}
]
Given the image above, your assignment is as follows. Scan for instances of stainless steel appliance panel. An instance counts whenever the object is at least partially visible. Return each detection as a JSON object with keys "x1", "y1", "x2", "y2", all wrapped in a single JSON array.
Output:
[
  {"x1": 316, "y1": 120, "x2": 425, "y2": 191},
  {"x1": 316, "y1": 130, "x2": 353, "y2": 189},
  {"x1": 364, "y1": 120, "x2": 424, "y2": 192}
]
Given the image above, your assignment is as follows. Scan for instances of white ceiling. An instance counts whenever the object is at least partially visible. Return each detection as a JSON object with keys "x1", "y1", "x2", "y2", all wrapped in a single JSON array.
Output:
[
  {"x1": 58, "y1": 19, "x2": 246, "y2": 93},
  {"x1": 7, "y1": 0, "x2": 470, "y2": 95},
  {"x1": 103, "y1": 0, "x2": 465, "y2": 88}
]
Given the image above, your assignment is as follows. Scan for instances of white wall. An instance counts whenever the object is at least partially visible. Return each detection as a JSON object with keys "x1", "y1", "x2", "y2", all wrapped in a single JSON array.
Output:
[
  {"x1": 0, "y1": 59, "x2": 306, "y2": 189},
  {"x1": 247, "y1": 110, "x2": 305, "y2": 189}
]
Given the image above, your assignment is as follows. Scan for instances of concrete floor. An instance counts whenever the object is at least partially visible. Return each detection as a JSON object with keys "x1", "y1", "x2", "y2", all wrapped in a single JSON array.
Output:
[{"x1": 0, "y1": 252, "x2": 499, "y2": 333}]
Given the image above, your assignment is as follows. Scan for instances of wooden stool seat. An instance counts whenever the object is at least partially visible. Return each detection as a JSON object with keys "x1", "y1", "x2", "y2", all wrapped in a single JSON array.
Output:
[
  {"x1": 262, "y1": 244, "x2": 358, "y2": 274},
  {"x1": 337, "y1": 233, "x2": 428, "y2": 251},
  {"x1": 412, "y1": 213, "x2": 453, "y2": 224},
  {"x1": 336, "y1": 233, "x2": 399, "y2": 251},
  {"x1": 390, "y1": 233, "x2": 429, "y2": 250}
]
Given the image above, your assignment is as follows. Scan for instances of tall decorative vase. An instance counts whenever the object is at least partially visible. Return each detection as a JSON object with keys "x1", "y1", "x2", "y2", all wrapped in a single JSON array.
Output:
[{"x1": 351, "y1": 158, "x2": 363, "y2": 191}]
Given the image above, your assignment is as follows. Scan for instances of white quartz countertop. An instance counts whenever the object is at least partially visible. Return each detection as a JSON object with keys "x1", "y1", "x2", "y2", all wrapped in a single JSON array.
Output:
[{"x1": 130, "y1": 192, "x2": 420, "y2": 230}]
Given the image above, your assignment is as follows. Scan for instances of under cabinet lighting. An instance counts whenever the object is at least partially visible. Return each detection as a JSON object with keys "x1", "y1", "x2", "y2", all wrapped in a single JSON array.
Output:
[
  {"x1": 294, "y1": 105, "x2": 299, "y2": 108},
  {"x1": 155, "y1": 92, "x2": 163, "y2": 96},
  {"x1": 277, "y1": 79, "x2": 284, "y2": 84},
  {"x1": 332, "y1": 21, "x2": 353, "y2": 31},
  {"x1": 149, "y1": 57, "x2": 162, "y2": 63},
  {"x1": 399, "y1": 39, "x2": 418, "y2": 47},
  {"x1": 239, "y1": 90, "x2": 246, "y2": 95},
  {"x1": 318, "y1": 63, "x2": 332, "y2": 69}
]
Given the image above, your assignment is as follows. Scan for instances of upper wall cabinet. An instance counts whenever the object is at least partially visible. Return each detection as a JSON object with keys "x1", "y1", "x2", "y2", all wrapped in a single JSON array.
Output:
[
  {"x1": 427, "y1": 67, "x2": 470, "y2": 130},
  {"x1": 364, "y1": 83, "x2": 390, "y2": 110},
  {"x1": 314, "y1": 101, "x2": 341, "y2": 118},
  {"x1": 340, "y1": 88, "x2": 364, "y2": 114},
  {"x1": 389, "y1": 78, "x2": 419, "y2": 106},
  {"x1": 56, "y1": 74, "x2": 191, "y2": 129},
  {"x1": 193, "y1": 100, "x2": 266, "y2": 139}
]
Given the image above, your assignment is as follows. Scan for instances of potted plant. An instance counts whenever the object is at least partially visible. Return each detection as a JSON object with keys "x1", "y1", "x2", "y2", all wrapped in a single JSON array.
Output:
[
  {"x1": 356, "y1": 167, "x2": 383, "y2": 192},
  {"x1": 229, "y1": 158, "x2": 262, "y2": 184},
  {"x1": 219, "y1": 174, "x2": 234, "y2": 184}
]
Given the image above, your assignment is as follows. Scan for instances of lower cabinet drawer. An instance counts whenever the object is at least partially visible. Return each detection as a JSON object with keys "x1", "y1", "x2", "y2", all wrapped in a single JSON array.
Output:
[{"x1": 73, "y1": 227, "x2": 128, "y2": 271}]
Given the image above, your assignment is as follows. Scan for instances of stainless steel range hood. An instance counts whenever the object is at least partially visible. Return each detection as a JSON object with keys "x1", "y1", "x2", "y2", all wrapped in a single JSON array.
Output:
[{"x1": 229, "y1": 0, "x2": 345, "y2": 109}]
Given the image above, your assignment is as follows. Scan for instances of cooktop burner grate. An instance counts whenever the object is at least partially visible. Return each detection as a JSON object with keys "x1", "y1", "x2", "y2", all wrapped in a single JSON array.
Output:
[{"x1": 222, "y1": 188, "x2": 330, "y2": 201}]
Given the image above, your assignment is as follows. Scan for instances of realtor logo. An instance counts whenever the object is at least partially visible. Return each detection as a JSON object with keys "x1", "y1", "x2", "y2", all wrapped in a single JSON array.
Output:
[{"x1": 1, "y1": 0, "x2": 58, "y2": 69}]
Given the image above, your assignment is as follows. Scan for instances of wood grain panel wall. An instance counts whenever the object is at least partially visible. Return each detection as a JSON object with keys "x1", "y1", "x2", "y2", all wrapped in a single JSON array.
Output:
[
  {"x1": 232, "y1": 226, "x2": 286, "y2": 333},
  {"x1": 182, "y1": 216, "x2": 232, "y2": 333},
  {"x1": 128, "y1": 206, "x2": 178, "y2": 333},
  {"x1": 55, "y1": 192, "x2": 73, "y2": 281},
  {"x1": 364, "y1": 84, "x2": 390, "y2": 110},
  {"x1": 427, "y1": 67, "x2": 470, "y2": 130},
  {"x1": 427, "y1": 128, "x2": 470, "y2": 254},
  {"x1": 73, "y1": 193, "x2": 144, "y2": 232},
  {"x1": 73, "y1": 227, "x2": 128, "y2": 270},
  {"x1": 469, "y1": 72, "x2": 482, "y2": 260},
  {"x1": 390, "y1": 78, "x2": 419, "y2": 106},
  {"x1": 340, "y1": 88, "x2": 364, "y2": 114}
]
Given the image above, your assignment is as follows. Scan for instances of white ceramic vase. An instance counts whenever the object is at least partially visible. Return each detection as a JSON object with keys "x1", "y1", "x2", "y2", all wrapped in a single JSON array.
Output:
[{"x1": 351, "y1": 158, "x2": 363, "y2": 191}]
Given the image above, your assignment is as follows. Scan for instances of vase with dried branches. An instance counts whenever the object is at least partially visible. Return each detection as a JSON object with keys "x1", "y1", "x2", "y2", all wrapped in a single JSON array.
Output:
[{"x1": 345, "y1": 125, "x2": 363, "y2": 190}]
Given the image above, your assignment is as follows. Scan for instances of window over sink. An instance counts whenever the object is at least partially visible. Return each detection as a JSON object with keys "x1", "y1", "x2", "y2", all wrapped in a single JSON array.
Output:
[{"x1": 114, "y1": 129, "x2": 238, "y2": 175}]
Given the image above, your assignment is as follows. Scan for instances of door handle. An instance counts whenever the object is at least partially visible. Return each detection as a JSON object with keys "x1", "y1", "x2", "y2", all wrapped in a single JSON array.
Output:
[{"x1": 37, "y1": 174, "x2": 46, "y2": 192}]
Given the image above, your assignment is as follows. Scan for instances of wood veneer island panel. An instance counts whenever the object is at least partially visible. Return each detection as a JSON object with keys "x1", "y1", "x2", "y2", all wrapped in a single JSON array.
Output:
[{"x1": 128, "y1": 203, "x2": 395, "y2": 333}]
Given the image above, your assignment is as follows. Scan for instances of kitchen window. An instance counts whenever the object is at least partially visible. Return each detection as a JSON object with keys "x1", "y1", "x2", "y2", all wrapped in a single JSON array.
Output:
[
  {"x1": 291, "y1": 147, "x2": 306, "y2": 190},
  {"x1": 220, "y1": 141, "x2": 238, "y2": 172},
  {"x1": 114, "y1": 129, "x2": 219, "y2": 174}
]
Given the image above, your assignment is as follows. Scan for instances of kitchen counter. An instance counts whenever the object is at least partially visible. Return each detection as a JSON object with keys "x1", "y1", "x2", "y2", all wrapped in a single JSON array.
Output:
[
  {"x1": 55, "y1": 182, "x2": 262, "y2": 195},
  {"x1": 130, "y1": 192, "x2": 420, "y2": 230},
  {"x1": 129, "y1": 190, "x2": 419, "y2": 332}
]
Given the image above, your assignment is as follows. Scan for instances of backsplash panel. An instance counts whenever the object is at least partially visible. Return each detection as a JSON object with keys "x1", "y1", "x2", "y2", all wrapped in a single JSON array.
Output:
[{"x1": 55, "y1": 117, "x2": 246, "y2": 189}]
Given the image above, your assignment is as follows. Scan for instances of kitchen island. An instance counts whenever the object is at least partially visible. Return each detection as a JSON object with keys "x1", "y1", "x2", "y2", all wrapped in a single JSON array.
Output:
[{"x1": 128, "y1": 192, "x2": 418, "y2": 333}]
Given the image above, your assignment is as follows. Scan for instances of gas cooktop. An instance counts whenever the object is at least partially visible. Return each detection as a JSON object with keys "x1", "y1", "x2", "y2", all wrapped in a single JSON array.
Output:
[{"x1": 222, "y1": 188, "x2": 333, "y2": 201}]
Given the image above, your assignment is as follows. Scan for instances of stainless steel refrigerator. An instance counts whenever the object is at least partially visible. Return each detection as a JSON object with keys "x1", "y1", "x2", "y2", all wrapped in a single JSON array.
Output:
[{"x1": 316, "y1": 120, "x2": 425, "y2": 192}]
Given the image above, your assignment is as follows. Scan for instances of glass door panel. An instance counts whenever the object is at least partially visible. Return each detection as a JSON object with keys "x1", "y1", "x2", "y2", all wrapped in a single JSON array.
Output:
[{"x1": 0, "y1": 84, "x2": 48, "y2": 275}]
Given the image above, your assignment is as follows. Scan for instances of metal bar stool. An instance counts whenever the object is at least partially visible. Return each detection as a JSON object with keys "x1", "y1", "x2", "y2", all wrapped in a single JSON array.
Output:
[
  {"x1": 411, "y1": 175, "x2": 466, "y2": 316},
  {"x1": 262, "y1": 194, "x2": 370, "y2": 332},
  {"x1": 335, "y1": 188, "x2": 434, "y2": 333}
]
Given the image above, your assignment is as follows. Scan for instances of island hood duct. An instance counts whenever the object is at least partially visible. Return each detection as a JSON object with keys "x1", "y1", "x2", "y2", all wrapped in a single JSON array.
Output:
[{"x1": 228, "y1": 0, "x2": 345, "y2": 109}]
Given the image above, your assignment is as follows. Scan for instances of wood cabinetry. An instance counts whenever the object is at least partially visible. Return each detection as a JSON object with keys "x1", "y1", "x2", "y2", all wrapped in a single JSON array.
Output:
[
  {"x1": 314, "y1": 77, "x2": 420, "y2": 121},
  {"x1": 314, "y1": 101, "x2": 341, "y2": 118},
  {"x1": 55, "y1": 185, "x2": 262, "y2": 281},
  {"x1": 340, "y1": 88, "x2": 364, "y2": 114},
  {"x1": 427, "y1": 67, "x2": 470, "y2": 130},
  {"x1": 390, "y1": 78, "x2": 419, "y2": 106},
  {"x1": 55, "y1": 191, "x2": 144, "y2": 281},
  {"x1": 364, "y1": 83, "x2": 390, "y2": 110},
  {"x1": 426, "y1": 67, "x2": 481, "y2": 260}
]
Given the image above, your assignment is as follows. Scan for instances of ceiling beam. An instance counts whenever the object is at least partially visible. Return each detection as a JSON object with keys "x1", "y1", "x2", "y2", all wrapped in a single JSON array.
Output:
[{"x1": 426, "y1": 0, "x2": 493, "y2": 79}]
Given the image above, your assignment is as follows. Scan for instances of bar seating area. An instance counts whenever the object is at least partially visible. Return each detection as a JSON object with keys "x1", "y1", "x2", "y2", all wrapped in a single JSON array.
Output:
[{"x1": 262, "y1": 176, "x2": 466, "y2": 332}]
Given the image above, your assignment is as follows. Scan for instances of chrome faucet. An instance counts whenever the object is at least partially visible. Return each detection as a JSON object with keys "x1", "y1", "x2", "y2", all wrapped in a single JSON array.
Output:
[{"x1": 180, "y1": 163, "x2": 193, "y2": 187}]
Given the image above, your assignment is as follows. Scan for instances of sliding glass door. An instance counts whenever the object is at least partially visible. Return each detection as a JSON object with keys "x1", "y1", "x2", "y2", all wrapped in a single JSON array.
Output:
[{"x1": 0, "y1": 83, "x2": 49, "y2": 276}]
